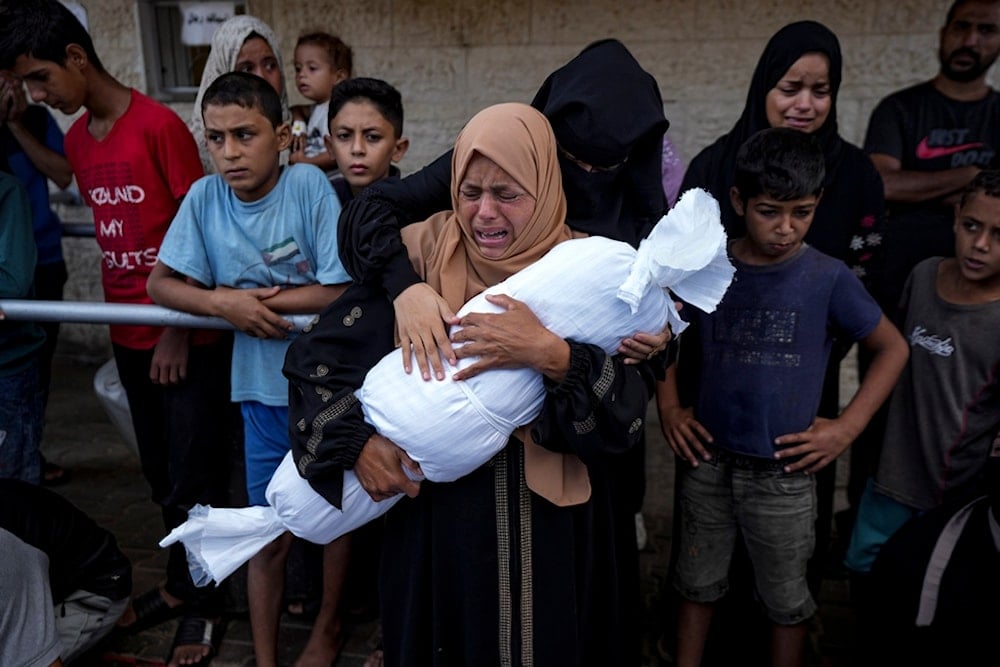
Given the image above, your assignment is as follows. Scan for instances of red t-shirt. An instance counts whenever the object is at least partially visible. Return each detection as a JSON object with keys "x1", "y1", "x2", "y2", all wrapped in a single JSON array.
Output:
[{"x1": 65, "y1": 90, "x2": 208, "y2": 349}]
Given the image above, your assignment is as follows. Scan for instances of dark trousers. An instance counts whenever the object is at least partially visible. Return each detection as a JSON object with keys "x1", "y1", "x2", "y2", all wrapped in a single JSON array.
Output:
[
  {"x1": 33, "y1": 260, "x2": 67, "y2": 408},
  {"x1": 113, "y1": 336, "x2": 240, "y2": 613}
]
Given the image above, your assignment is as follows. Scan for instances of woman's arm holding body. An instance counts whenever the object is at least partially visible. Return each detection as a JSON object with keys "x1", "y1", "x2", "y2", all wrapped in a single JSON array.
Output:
[
  {"x1": 450, "y1": 294, "x2": 657, "y2": 463},
  {"x1": 535, "y1": 342, "x2": 657, "y2": 463},
  {"x1": 339, "y1": 151, "x2": 467, "y2": 380}
]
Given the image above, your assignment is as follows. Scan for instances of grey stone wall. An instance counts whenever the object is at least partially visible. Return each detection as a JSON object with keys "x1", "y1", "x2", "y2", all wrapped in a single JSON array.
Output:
[{"x1": 51, "y1": 0, "x2": 997, "y2": 359}]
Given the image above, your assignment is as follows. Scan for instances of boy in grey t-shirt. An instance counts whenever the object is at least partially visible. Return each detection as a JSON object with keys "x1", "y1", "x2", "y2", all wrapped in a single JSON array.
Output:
[{"x1": 846, "y1": 169, "x2": 1000, "y2": 577}]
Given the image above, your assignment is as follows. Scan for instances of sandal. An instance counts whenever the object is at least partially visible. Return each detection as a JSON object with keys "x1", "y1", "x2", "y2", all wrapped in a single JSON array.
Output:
[
  {"x1": 120, "y1": 587, "x2": 182, "y2": 633},
  {"x1": 167, "y1": 615, "x2": 226, "y2": 667}
]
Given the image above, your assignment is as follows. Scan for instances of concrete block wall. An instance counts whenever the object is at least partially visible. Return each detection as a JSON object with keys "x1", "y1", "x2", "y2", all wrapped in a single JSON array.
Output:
[{"x1": 52, "y1": 0, "x2": 997, "y2": 359}]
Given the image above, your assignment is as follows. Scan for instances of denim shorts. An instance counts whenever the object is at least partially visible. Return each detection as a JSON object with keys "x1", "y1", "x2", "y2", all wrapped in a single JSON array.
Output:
[
  {"x1": 0, "y1": 364, "x2": 43, "y2": 484},
  {"x1": 242, "y1": 401, "x2": 291, "y2": 506},
  {"x1": 671, "y1": 451, "x2": 818, "y2": 625}
]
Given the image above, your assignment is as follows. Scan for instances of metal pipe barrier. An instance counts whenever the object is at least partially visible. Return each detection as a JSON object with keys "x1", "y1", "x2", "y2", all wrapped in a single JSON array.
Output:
[
  {"x1": 0, "y1": 300, "x2": 317, "y2": 332},
  {"x1": 62, "y1": 222, "x2": 96, "y2": 238}
]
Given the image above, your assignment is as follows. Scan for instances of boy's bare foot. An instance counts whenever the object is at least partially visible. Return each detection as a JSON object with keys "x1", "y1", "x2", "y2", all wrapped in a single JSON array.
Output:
[
  {"x1": 294, "y1": 622, "x2": 345, "y2": 667},
  {"x1": 168, "y1": 639, "x2": 212, "y2": 666}
]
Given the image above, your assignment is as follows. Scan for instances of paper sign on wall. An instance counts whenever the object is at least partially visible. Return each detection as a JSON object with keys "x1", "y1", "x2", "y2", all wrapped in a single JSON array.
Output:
[
  {"x1": 61, "y1": 1, "x2": 89, "y2": 32},
  {"x1": 179, "y1": 2, "x2": 235, "y2": 46}
]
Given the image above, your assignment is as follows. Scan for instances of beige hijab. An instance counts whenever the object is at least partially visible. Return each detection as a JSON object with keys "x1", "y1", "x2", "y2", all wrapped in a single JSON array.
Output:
[
  {"x1": 402, "y1": 103, "x2": 589, "y2": 506},
  {"x1": 402, "y1": 102, "x2": 573, "y2": 312}
]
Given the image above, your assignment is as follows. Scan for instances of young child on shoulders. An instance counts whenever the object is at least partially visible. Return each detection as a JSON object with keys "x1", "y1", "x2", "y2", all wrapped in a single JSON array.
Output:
[
  {"x1": 658, "y1": 127, "x2": 908, "y2": 667},
  {"x1": 147, "y1": 71, "x2": 351, "y2": 667},
  {"x1": 844, "y1": 169, "x2": 1000, "y2": 636},
  {"x1": 325, "y1": 76, "x2": 409, "y2": 204},
  {"x1": 289, "y1": 31, "x2": 351, "y2": 176}
]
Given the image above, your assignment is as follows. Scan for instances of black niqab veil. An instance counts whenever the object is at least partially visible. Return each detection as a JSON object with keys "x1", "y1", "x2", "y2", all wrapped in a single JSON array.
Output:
[
  {"x1": 532, "y1": 38, "x2": 669, "y2": 247},
  {"x1": 689, "y1": 21, "x2": 846, "y2": 233}
]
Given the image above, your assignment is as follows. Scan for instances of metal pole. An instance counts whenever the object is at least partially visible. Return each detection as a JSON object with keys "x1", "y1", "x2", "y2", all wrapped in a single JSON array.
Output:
[{"x1": 0, "y1": 300, "x2": 317, "y2": 332}]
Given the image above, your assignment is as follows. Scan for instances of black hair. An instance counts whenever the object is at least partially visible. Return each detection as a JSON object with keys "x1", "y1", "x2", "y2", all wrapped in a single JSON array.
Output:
[
  {"x1": 296, "y1": 32, "x2": 353, "y2": 76},
  {"x1": 959, "y1": 168, "x2": 1000, "y2": 206},
  {"x1": 733, "y1": 128, "x2": 825, "y2": 203},
  {"x1": 327, "y1": 77, "x2": 404, "y2": 137},
  {"x1": 945, "y1": 0, "x2": 1000, "y2": 25},
  {"x1": 0, "y1": 0, "x2": 104, "y2": 72},
  {"x1": 201, "y1": 72, "x2": 283, "y2": 127}
]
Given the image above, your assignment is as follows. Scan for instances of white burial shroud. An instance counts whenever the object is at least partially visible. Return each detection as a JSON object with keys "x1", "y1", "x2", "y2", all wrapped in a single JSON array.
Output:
[{"x1": 160, "y1": 188, "x2": 735, "y2": 586}]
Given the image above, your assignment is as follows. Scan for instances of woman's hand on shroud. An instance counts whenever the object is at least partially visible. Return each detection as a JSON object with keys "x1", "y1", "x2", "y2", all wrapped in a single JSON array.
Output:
[
  {"x1": 354, "y1": 433, "x2": 423, "y2": 502},
  {"x1": 394, "y1": 283, "x2": 459, "y2": 381},
  {"x1": 450, "y1": 294, "x2": 570, "y2": 382}
]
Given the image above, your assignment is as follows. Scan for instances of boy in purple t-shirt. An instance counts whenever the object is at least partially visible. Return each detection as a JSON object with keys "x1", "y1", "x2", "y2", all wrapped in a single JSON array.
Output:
[{"x1": 658, "y1": 128, "x2": 908, "y2": 667}]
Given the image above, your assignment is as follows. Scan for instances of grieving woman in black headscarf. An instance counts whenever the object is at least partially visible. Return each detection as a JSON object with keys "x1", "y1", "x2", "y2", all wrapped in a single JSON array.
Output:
[
  {"x1": 681, "y1": 21, "x2": 884, "y2": 281},
  {"x1": 315, "y1": 39, "x2": 669, "y2": 666}
]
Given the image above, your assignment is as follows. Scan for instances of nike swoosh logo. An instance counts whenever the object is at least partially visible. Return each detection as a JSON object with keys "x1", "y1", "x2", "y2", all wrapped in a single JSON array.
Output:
[{"x1": 915, "y1": 137, "x2": 984, "y2": 159}]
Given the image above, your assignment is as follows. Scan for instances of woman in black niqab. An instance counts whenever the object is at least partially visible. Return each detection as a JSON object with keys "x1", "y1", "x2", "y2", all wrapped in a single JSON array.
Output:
[{"x1": 532, "y1": 38, "x2": 669, "y2": 246}]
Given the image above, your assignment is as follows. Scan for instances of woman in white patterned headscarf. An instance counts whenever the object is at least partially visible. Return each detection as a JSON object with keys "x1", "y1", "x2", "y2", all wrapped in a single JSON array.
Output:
[{"x1": 188, "y1": 15, "x2": 290, "y2": 173}]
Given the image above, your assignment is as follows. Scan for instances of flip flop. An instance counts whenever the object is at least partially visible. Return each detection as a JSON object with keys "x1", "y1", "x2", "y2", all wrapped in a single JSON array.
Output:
[{"x1": 167, "y1": 615, "x2": 226, "y2": 667}]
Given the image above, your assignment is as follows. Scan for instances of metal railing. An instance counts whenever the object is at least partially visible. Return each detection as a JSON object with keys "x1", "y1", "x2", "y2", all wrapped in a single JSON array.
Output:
[{"x1": 0, "y1": 300, "x2": 316, "y2": 332}]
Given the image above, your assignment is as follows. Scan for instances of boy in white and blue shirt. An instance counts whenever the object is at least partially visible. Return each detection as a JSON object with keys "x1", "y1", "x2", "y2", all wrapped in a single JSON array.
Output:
[{"x1": 147, "y1": 71, "x2": 350, "y2": 666}]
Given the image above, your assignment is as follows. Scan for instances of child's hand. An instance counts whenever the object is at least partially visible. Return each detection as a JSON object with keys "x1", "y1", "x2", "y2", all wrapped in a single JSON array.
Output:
[
  {"x1": 211, "y1": 285, "x2": 292, "y2": 339},
  {"x1": 289, "y1": 134, "x2": 307, "y2": 160},
  {"x1": 149, "y1": 327, "x2": 190, "y2": 385},
  {"x1": 0, "y1": 72, "x2": 26, "y2": 123},
  {"x1": 619, "y1": 327, "x2": 671, "y2": 365},
  {"x1": 774, "y1": 416, "x2": 855, "y2": 474},
  {"x1": 354, "y1": 433, "x2": 423, "y2": 501},
  {"x1": 659, "y1": 404, "x2": 713, "y2": 466}
]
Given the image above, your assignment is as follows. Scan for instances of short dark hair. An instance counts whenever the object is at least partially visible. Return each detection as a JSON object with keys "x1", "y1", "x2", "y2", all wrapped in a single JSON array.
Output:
[
  {"x1": 0, "y1": 0, "x2": 104, "y2": 72},
  {"x1": 328, "y1": 77, "x2": 404, "y2": 137},
  {"x1": 296, "y1": 32, "x2": 353, "y2": 75},
  {"x1": 959, "y1": 168, "x2": 1000, "y2": 206},
  {"x1": 945, "y1": 0, "x2": 1000, "y2": 25},
  {"x1": 201, "y1": 72, "x2": 284, "y2": 127},
  {"x1": 733, "y1": 128, "x2": 826, "y2": 203}
]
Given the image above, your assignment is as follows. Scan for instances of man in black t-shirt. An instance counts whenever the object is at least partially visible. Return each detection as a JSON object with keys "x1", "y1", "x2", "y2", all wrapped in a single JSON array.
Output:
[
  {"x1": 865, "y1": 0, "x2": 1000, "y2": 313},
  {"x1": 843, "y1": 0, "x2": 1000, "y2": 585}
]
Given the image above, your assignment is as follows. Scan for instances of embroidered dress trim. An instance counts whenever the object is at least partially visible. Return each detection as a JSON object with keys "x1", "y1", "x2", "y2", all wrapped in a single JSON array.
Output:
[
  {"x1": 518, "y1": 445, "x2": 534, "y2": 666},
  {"x1": 495, "y1": 450, "x2": 513, "y2": 666}
]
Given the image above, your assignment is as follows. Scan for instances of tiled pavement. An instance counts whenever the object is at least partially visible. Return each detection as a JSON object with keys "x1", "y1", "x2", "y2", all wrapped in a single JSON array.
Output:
[{"x1": 41, "y1": 357, "x2": 858, "y2": 666}]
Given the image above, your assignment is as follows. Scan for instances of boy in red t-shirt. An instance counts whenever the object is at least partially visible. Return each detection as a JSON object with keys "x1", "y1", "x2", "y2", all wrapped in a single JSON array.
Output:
[{"x1": 0, "y1": 2, "x2": 236, "y2": 663}]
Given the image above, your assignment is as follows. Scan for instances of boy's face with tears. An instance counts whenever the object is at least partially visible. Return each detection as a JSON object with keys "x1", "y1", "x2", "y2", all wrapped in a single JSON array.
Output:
[
  {"x1": 204, "y1": 102, "x2": 291, "y2": 202},
  {"x1": 729, "y1": 188, "x2": 820, "y2": 265}
]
